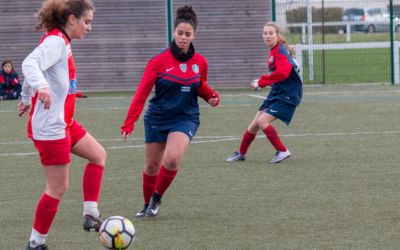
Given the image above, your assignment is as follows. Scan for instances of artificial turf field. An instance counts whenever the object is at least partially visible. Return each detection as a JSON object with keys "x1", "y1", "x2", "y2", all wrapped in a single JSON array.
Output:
[{"x1": 1, "y1": 85, "x2": 400, "y2": 249}]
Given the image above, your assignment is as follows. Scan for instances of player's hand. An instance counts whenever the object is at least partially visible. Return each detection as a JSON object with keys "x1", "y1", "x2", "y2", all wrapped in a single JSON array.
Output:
[
  {"x1": 17, "y1": 101, "x2": 31, "y2": 117},
  {"x1": 38, "y1": 87, "x2": 52, "y2": 109},
  {"x1": 208, "y1": 93, "x2": 219, "y2": 107},
  {"x1": 121, "y1": 131, "x2": 131, "y2": 141},
  {"x1": 121, "y1": 123, "x2": 134, "y2": 141},
  {"x1": 250, "y1": 79, "x2": 260, "y2": 91}
]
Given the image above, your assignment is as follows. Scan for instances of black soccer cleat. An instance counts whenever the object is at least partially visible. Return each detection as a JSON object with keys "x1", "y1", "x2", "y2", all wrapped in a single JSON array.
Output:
[
  {"x1": 26, "y1": 242, "x2": 48, "y2": 250},
  {"x1": 146, "y1": 193, "x2": 162, "y2": 217},
  {"x1": 135, "y1": 204, "x2": 149, "y2": 218},
  {"x1": 83, "y1": 215, "x2": 103, "y2": 232}
]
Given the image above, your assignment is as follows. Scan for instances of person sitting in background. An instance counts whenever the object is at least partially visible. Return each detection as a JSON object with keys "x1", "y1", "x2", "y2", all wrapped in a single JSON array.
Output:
[{"x1": 0, "y1": 60, "x2": 22, "y2": 100}]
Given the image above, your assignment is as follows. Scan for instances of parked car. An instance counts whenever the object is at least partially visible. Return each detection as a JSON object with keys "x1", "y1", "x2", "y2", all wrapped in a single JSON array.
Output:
[{"x1": 342, "y1": 8, "x2": 393, "y2": 33}]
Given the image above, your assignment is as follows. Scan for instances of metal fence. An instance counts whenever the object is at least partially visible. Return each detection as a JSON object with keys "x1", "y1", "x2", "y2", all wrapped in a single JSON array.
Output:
[
  {"x1": 4, "y1": 1, "x2": 400, "y2": 88},
  {"x1": 274, "y1": 0, "x2": 400, "y2": 85}
]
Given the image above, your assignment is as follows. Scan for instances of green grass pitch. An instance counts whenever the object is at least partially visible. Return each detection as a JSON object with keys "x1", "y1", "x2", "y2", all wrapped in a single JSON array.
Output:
[{"x1": 1, "y1": 85, "x2": 400, "y2": 249}]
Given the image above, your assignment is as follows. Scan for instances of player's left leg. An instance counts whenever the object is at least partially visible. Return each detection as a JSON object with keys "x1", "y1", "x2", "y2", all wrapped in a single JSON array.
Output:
[{"x1": 72, "y1": 132, "x2": 106, "y2": 232}]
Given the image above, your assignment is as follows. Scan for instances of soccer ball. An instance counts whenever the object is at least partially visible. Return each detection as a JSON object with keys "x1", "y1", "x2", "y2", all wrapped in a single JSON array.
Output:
[{"x1": 99, "y1": 216, "x2": 135, "y2": 249}]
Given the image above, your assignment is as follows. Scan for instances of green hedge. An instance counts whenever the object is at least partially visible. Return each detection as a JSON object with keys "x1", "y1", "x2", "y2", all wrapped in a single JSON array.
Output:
[{"x1": 286, "y1": 7, "x2": 343, "y2": 34}]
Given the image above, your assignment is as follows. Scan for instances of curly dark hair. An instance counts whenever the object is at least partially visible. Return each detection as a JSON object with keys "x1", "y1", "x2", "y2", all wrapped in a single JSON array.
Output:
[{"x1": 174, "y1": 5, "x2": 197, "y2": 31}]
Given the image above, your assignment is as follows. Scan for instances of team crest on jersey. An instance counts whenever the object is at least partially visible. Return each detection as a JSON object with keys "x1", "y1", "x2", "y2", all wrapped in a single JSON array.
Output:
[
  {"x1": 192, "y1": 64, "x2": 199, "y2": 74},
  {"x1": 179, "y1": 63, "x2": 187, "y2": 73},
  {"x1": 269, "y1": 56, "x2": 274, "y2": 64}
]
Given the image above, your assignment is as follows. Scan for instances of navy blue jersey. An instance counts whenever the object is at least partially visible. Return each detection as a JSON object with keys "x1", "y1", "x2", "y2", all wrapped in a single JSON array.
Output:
[
  {"x1": 122, "y1": 44, "x2": 217, "y2": 133},
  {"x1": 145, "y1": 51, "x2": 204, "y2": 124},
  {"x1": 258, "y1": 43, "x2": 303, "y2": 106}
]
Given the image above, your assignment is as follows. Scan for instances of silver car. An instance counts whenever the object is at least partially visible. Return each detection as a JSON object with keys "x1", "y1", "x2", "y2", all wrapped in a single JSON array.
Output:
[{"x1": 342, "y1": 8, "x2": 392, "y2": 32}]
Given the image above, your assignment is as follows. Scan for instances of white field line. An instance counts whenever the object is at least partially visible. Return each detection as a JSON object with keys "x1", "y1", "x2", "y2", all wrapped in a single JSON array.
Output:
[
  {"x1": 1, "y1": 130, "x2": 400, "y2": 157},
  {"x1": 78, "y1": 89, "x2": 400, "y2": 100},
  {"x1": 247, "y1": 94, "x2": 265, "y2": 99},
  {"x1": 88, "y1": 94, "x2": 248, "y2": 99},
  {"x1": 0, "y1": 135, "x2": 237, "y2": 146},
  {"x1": 1, "y1": 89, "x2": 398, "y2": 113},
  {"x1": 84, "y1": 103, "x2": 252, "y2": 111},
  {"x1": 247, "y1": 89, "x2": 400, "y2": 99},
  {"x1": 0, "y1": 103, "x2": 251, "y2": 113}
]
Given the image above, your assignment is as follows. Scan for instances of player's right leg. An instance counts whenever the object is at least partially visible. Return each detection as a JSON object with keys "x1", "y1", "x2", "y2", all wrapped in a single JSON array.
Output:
[
  {"x1": 27, "y1": 164, "x2": 70, "y2": 249},
  {"x1": 136, "y1": 142, "x2": 165, "y2": 218},
  {"x1": 226, "y1": 111, "x2": 261, "y2": 162},
  {"x1": 27, "y1": 137, "x2": 71, "y2": 249}
]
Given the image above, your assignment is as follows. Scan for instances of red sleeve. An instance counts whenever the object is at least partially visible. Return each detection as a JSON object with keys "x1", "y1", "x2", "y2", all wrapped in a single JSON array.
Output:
[
  {"x1": 197, "y1": 59, "x2": 217, "y2": 102},
  {"x1": 0, "y1": 75, "x2": 4, "y2": 84},
  {"x1": 258, "y1": 52, "x2": 292, "y2": 88},
  {"x1": 12, "y1": 73, "x2": 20, "y2": 86},
  {"x1": 121, "y1": 57, "x2": 159, "y2": 133}
]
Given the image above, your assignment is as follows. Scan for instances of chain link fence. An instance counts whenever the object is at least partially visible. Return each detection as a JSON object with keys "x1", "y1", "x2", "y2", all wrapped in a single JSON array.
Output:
[{"x1": 274, "y1": 0, "x2": 400, "y2": 85}]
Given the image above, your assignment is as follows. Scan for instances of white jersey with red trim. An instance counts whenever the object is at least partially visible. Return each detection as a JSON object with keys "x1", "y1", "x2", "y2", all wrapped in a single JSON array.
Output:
[{"x1": 22, "y1": 28, "x2": 77, "y2": 140}]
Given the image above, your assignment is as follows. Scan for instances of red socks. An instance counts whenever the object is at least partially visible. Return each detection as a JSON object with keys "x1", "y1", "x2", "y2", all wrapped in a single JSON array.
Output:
[
  {"x1": 33, "y1": 193, "x2": 60, "y2": 234},
  {"x1": 142, "y1": 166, "x2": 178, "y2": 203},
  {"x1": 154, "y1": 165, "x2": 178, "y2": 196},
  {"x1": 82, "y1": 163, "x2": 104, "y2": 202},
  {"x1": 32, "y1": 163, "x2": 103, "y2": 236},
  {"x1": 262, "y1": 125, "x2": 287, "y2": 152},
  {"x1": 142, "y1": 172, "x2": 157, "y2": 204},
  {"x1": 239, "y1": 130, "x2": 256, "y2": 155}
]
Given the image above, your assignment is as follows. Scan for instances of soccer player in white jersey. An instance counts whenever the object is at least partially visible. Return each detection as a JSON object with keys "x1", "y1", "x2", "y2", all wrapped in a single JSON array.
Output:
[{"x1": 18, "y1": 1, "x2": 106, "y2": 249}]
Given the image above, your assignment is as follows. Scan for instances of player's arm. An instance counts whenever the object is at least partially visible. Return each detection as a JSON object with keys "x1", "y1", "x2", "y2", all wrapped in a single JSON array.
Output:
[
  {"x1": 21, "y1": 36, "x2": 64, "y2": 109},
  {"x1": 12, "y1": 72, "x2": 20, "y2": 86},
  {"x1": 121, "y1": 58, "x2": 159, "y2": 139},
  {"x1": 17, "y1": 80, "x2": 33, "y2": 117},
  {"x1": 197, "y1": 60, "x2": 219, "y2": 106},
  {"x1": 257, "y1": 52, "x2": 292, "y2": 88}
]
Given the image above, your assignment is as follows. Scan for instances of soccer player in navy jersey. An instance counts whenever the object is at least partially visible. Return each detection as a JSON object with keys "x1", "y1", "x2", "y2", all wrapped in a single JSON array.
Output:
[
  {"x1": 121, "y1": 5, "x2": 219, "y2": 217},
  {"x1": 226, "y1": 22, "x2": 303, "y2": 164}
]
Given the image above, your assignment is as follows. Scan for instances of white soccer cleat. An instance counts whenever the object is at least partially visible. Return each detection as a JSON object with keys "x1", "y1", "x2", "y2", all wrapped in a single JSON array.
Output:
[
  {"x1": 270, "y1": 150, "x2": 291, "y2": 163},
  {"x1": 226, "y1": 151, "x2": 246, "y2": 162}
]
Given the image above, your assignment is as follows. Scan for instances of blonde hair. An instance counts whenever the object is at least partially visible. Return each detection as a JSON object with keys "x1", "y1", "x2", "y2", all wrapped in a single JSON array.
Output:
[{"x1": 264, "y1": 22, "x2": 295, "y2": 57}]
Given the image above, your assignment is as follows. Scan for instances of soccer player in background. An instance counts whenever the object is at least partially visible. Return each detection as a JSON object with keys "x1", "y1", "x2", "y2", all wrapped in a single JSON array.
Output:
[
  {"x1": 121, "y1": 5, "x2": 220, "y2": 218},
  {"x1": 18, "y1": 1, "x2": 106, "y2": 249},
  {"x1": 226, "y1": 22, "x2": 303, "y2": 164}
]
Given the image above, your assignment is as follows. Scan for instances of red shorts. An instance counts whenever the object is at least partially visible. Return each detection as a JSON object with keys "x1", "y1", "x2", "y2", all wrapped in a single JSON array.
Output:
[{"x1": 33, "y1": 120, "x2": 87, "y2": 166}]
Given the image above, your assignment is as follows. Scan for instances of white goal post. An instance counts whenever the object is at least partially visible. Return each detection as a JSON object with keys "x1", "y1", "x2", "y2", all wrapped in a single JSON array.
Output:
[{"x1": 294, "y1": 41, "x2": 400, "y2": 83}]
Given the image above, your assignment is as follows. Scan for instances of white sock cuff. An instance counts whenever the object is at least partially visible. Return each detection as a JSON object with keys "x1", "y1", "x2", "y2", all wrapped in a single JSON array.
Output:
[
  {"x1": 83, "y1": 201, "x2": 99, "y2": 218},
  {"x1": 30, "y1": 228, "x2": 47, "y2": 246}
]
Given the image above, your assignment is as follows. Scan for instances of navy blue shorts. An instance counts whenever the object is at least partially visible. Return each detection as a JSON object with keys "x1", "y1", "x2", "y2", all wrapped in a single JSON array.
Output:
[
  {"x1": 259, "y1": 99, "x2": 297, "y2": 125},
  {"x1": 144, "y1": 120, "x2": 199, "y2": 143}
]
